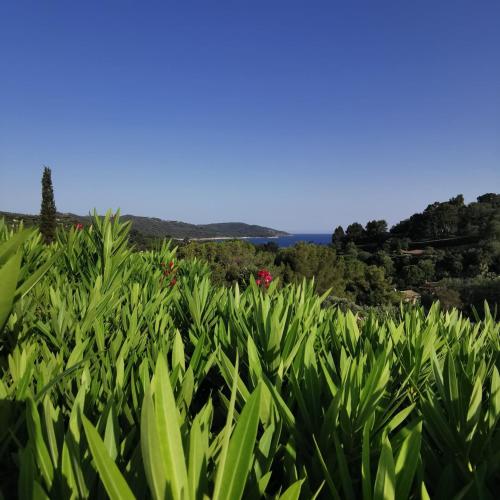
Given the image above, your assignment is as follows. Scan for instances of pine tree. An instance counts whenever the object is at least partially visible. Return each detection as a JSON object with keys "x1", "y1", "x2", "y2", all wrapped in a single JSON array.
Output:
[
  {"x1": 39, "y1": 166, "x2": 57, "y2": 243},
  {"x1": 332, "y1": 225, "x2": 345, "y2": 244}
]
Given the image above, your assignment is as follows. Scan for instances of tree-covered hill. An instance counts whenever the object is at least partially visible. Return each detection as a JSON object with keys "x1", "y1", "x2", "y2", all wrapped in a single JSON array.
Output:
[
  {"x1": 332, "y1": 193, "x2": 500, "y2": 313},
  {"x1": 333, "y1": 193, "x2": 500, "y2": 247},
  {"x1": 390, "y1": 193, "x2": 500, "y2": 241},
  {"x1": 0, "y1": 211, "x2": 288, "y2": 239}
]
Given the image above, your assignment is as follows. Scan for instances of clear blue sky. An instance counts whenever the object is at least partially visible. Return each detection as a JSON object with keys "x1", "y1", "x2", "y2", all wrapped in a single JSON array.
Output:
[{"x1": 1, "y1": 1, "x2": 499, "y2": 233}]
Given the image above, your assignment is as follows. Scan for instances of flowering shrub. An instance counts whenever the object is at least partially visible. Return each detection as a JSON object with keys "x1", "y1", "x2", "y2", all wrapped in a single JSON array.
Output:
[
  {"x1": 160, "y1": 260, "x2": 178, "y2": 287},
  {"x1": 256, "y1": 268, "x2": 273, "y2": 288}
]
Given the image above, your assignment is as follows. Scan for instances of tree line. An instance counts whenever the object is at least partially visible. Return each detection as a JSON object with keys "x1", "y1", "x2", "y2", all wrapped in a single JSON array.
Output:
[{"x1": 331, "y1": 193, "x2": 500, "y2": 313}]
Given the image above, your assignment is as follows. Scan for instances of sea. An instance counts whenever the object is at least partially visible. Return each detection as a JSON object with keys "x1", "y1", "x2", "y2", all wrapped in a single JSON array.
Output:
[{"x1": 247, "y1": 234, "x2": 332, "y2": 248}]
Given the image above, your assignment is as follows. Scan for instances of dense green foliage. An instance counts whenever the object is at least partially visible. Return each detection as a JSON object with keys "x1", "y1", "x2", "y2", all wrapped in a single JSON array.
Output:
[
  {"x1": 177, "y1": 240, "x2": 398, "y2": 306},
  {"x1": 5, "y1": 191, "x2": 499, "y2": 314},
  {"x1": 39, "y1": 167, "x2": 57, "y2": 244},
  {"x1": 390, "y1": 194, "x2": 500, "y2": 241},
  {"x1": 333, "y1": 194, "x2": 500, "y2": 313},
  {"x1": 334, "y1": 194, "x2": 500, "y2": 245},
  {"x1": 1, "y1": 214, "x2": 499, "y2": 499}
]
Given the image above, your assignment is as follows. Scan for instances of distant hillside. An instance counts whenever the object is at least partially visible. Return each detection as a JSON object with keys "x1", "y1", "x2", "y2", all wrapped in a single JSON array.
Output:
[
  {"x1": 332, "y1": 193, "x2": 500, "y2": 249},
  {"x1": 390, "y1": 193, "x2": 500, "y2": 241},
  {"x1": 330, "y1": 193, "x2": 500, "y2": 314},
  {"x1": 0, "y1": 211, "x2": 288, "y2": 239}
]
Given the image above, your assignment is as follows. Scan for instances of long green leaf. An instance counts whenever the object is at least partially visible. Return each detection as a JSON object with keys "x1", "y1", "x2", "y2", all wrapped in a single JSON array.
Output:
[
  {"x1": 395, "y1": 422, "x2": 422, "y2": 499},
  {"x1": 213, "y1": 383, "x2": 262, "y2": 500},
  {"x1": 141, "y1": 388, "x2": 166, "y2": 500},
  {"x1": 82, "y1": 415, "x2": 135, "y2": 500},
  {"x1": 26, "y1": 399, "x2": 54, "y2": 490},
  {"x1": 0, "y1": 251, "x2": 21, "y2": 331},
  {"x1": 153, "y1": 355, "x2": 189, "y2": 500},
  {"x1": 374, "y1": 434, "x2": 395, "y2": 500}
]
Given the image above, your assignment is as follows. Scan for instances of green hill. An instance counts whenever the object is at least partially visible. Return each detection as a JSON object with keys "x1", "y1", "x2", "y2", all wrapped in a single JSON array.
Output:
[{"x1": 0, "y1": 211, "x2": 288, "y2": 239}]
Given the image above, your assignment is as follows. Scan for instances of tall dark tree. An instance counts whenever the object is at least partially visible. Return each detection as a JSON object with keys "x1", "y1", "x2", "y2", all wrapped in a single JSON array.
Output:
[
  {"x1": 332, "y1": 225, "x2": 345, "y2": 245},
  {"x1": 345, "y1": 222, "x2": 365, "y2": 242},
  {"x1": 365, "y1": 219, "x2": 388, "y2": 238},
  {"x1": 40, "y1": 166, "x2": 57, "y2": 243}
]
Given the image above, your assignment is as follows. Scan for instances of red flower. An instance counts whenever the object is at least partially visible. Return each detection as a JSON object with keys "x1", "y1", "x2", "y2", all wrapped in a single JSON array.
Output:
[
  {"x1": 255, "y1": 269, "x2": 273, "y2": 288},
  {"x1": 160, "y1": 260, "x2": 177, "y2": 287},
  {"x1": 74, "y1": 223, "x2": 84, "y2": 230}
]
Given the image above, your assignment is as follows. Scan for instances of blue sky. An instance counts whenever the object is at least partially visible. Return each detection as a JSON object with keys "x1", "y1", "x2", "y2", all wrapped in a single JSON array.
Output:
[{"x1": 1, "y1": 1, "x2": 499, "y2": 233}]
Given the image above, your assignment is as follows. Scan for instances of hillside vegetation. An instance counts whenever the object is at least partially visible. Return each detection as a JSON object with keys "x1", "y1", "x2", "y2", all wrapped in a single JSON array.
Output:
[
  {"x1": 1, "y1": 213, "x2": 499, "y2": 499},
  {"x1": 177, "y1": 239, "x2": 398, "y2": 308},
  {"x1": 331, "y1": 193, "x2": 500, "y2": 313},
  {"x1": 0, "y1": 211, "x2": 288, "y2": 240},
  {"x1": 170, "y1": 193, "x2": 500, "y2": 315}
]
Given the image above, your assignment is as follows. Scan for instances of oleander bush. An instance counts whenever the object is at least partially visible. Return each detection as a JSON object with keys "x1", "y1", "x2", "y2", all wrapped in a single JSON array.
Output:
[
  {"x1": 0, "y1": 213, "x2": 499, "y2": 499},
  {"x1": 177, "y1": 239, "x2": 399, "y2": 305}
]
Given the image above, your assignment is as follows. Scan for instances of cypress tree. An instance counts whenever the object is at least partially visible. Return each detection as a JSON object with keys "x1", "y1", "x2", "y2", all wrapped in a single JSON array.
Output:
[{"x1": 39, "y1": 166, "x2": 57, "y2": 243}]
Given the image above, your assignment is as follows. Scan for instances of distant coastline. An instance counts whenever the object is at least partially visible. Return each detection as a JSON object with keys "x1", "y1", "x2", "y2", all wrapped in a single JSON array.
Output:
[
  {"x1": 181, "y1": 233, "x2": 333, "y2": 248},
  {"x1": 0, "y1": 210, "x2": 289, "y2": 240},
  {"x1": 182, "y1": 235, "x2": 283, "y2": 241}
]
